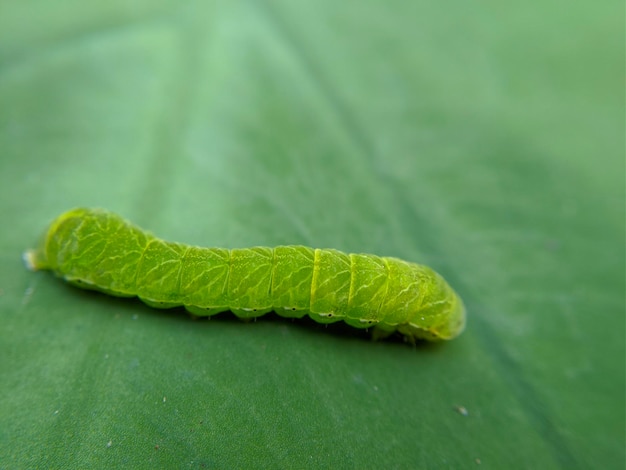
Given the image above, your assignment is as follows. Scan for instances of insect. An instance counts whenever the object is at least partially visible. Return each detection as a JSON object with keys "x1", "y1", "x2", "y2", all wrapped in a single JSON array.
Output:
[{"x1": 24, "y1": 208, "x2": 466, "y2": 342}]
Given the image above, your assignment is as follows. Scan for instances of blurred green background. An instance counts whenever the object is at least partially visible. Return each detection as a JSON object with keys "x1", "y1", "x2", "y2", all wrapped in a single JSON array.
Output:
[{"x1": 1, "y1": 1, "x2": 623, "y2": 468}]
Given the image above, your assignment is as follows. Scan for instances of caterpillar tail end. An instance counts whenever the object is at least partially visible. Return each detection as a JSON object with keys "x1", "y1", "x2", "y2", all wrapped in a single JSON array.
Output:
[
  {"x1": 23, "y1": 207, "x2": 91, "y2": 273},
  {"x1": 23, "y1": 248, "x2": 48, "y2": 271},
  {"x1": 23, "y1": 217, "x2": 58, "y2": 272}
]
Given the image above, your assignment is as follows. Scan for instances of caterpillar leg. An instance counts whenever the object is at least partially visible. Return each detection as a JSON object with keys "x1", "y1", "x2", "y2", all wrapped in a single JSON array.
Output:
[
  {"x1": 184, "y1": 305, "x2": 230, "y2": 316},
  {"x1": 371, "y1": 324, "x2": 396, "y2": 341}
]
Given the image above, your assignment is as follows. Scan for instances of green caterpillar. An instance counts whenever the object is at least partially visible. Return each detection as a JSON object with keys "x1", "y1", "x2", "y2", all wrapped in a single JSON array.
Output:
[{"x1": 24, "y1": 208, "x2": 466, "y2": 342}]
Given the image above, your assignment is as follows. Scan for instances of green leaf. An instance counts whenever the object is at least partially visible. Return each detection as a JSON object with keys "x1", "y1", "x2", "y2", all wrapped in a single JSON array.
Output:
[{"x1": 1, "y1": 0, "x2": 623, "y2": 468}]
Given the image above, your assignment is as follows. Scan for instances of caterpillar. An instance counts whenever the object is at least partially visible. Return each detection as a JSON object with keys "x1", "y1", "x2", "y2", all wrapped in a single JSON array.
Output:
[{"x1": 23, "y1": 208, "x2": 466, "y2": 342}]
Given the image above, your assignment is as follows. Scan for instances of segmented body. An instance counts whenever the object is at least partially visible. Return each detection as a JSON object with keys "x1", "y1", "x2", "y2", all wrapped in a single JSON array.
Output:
[{"x1": 25, "y1": 208, "x2": 466, "y2": 341}]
